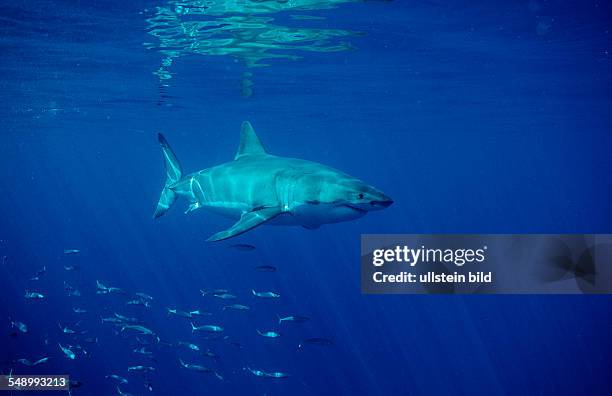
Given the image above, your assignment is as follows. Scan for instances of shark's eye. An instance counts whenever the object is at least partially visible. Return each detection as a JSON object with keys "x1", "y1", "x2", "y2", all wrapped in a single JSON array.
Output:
[{"x1": 358, "y1": 193, "x2": 364, "y2": 199}]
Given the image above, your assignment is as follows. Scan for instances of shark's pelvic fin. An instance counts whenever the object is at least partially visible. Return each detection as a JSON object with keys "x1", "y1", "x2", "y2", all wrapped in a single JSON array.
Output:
[
  {"x1": 206, "y1": 207, "x2": 281, "y2": 242},
  {"x1": 154, "y1": 133, "x2": 183, "y2": 218},
  {"x1": 234, "y1": 121, "x2": 267, "y2": 160}
]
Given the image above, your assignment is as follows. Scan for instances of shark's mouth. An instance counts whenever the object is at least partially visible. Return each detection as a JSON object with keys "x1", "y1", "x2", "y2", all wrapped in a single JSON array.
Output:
[{"x1": 344, "y1": 204, "x2": 367, "y2": 214}]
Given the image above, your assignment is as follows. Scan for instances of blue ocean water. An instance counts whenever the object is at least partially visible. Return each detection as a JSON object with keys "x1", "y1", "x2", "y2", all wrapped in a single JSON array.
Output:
[{"x1": 1, "y1": 0, "x2": 612, "y2": 395}]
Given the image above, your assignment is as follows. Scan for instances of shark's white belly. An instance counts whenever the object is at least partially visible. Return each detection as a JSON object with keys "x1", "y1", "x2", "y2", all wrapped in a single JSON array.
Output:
[
  {"x1": 273, "y1": 203, "x2": 366, "y2": 227},
  {"x1": 289, "y1": 203, "x2": 366, "y2": 227},
  {"x1": 198, "y1": 201, "x2": 365, "y2": 228}
]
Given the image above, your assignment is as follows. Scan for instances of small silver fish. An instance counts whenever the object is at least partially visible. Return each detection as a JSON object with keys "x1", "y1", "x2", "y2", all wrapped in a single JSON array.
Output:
[
  {"x1": 223, "y1": 304, "x2": 250, "y2": 311},
  {"x1": 25, "y1": 291, "x2": 45, "y2": 299},
  {"x1": 223, "y1": 304, "x2": 251, "y2": 311},
  {"x1": 191, "y1": 322, "x2": 223, "y2": 333},
  {"x1": 179, "y1": 359, "x2": 223, "y2": 380},
  {"x1": 266, "y1": 371, "x2": 290, "y2": 378},
  {"x1": 200, "y1": 289, "x2": 230, "y2": 297},
  {"x1": 96, "y1": 280, "x2": 124, "y2": 295},
  {"x1": 246, "y1": 367, "x2": 266, "y2": 377},
  {"x1": 127, "y1": 366, "x2": 155, "y2": 372},
  {"x1": 177, "y1": 341, "x2": 200, "y2": 351},
  {"x1": 17, "y1": 357, "x2": 47, "y2": 366},
  {"x1": 58, "y1": 343, "x2": 75, "y2": 359},
  {"x1": 277, "y1": 315, "x2": 310, "y2": 324},
  {"x1": 213, "y1": 292, "x2": 237, "y2": 300},
  {"x1": 114, "y1": 313, "x2": 139, "y2": 323},
  {"x1": 101, "y1": 317, "x2": 124, "y2": 324},
  {"x1": 246, "y1": 366, "x2": 289, "y2": 378},
  {"x1": 188, "y1": 310, "x2": 210, "y2": 316},
  {"x1": 10, "y1": 320, "x2": 28, "y2": 333},
  {"x1": 126, "y1": 298, "x2": 150, "y2": 307},
  {"x1": 121, "y1": 325, "x2": 156, "y2": 336},
  {"x1": 105, "y1": 375, "x2": 128, "y2": 384},
  {"x1": 167, "y1": 308, "x2": 191, "y2": 318},
  {"x1": 17, "y1": 358, "x2": 32, "y2": 366},
  {"x1": 33, "y1": 357, "x2": 50, "y2": 366},
  {"x1": 64, "y1": 249, "x2": 80, "y2": 255},
  {"x1": 58, "y1": 323, "x2": 76, "y2": 334},
  {"x1": 96, "y1": 280, "x2": 109, "y2": 293},
  {"x1": 252, "y1": 289, "x2": 280, "y2": 298},
  {"x1": 257, "y1": 330, "x2": 281, "y2": 338}
]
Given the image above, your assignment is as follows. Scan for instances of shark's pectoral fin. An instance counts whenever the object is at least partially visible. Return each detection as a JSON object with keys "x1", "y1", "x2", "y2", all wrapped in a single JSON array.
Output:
[
  {"x1": 302, "y1": 224, "x2": 320, "y2": 230},
  {"x1": 206, "y1": 207, "x2": 281, "y2": 242}
]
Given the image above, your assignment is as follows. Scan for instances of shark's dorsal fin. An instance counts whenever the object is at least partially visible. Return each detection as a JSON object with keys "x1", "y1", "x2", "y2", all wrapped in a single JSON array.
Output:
[{"x1": 235, "y1": 121, "x2": 267, "y2": 160}]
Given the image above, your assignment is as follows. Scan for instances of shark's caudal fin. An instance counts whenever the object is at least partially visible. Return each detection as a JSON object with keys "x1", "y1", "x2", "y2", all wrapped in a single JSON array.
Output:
[
  {"x1": 154, "y1": 133, "x2": 183, "y2": 218},
  {"x1": 234, "y1": 121, "x2": 268, "y2": 160}
]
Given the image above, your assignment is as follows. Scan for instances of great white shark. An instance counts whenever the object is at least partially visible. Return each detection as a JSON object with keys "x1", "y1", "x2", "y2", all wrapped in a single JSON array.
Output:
[{"x1": 154, "y1": 121, "x2": 393, "y2": 241}]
